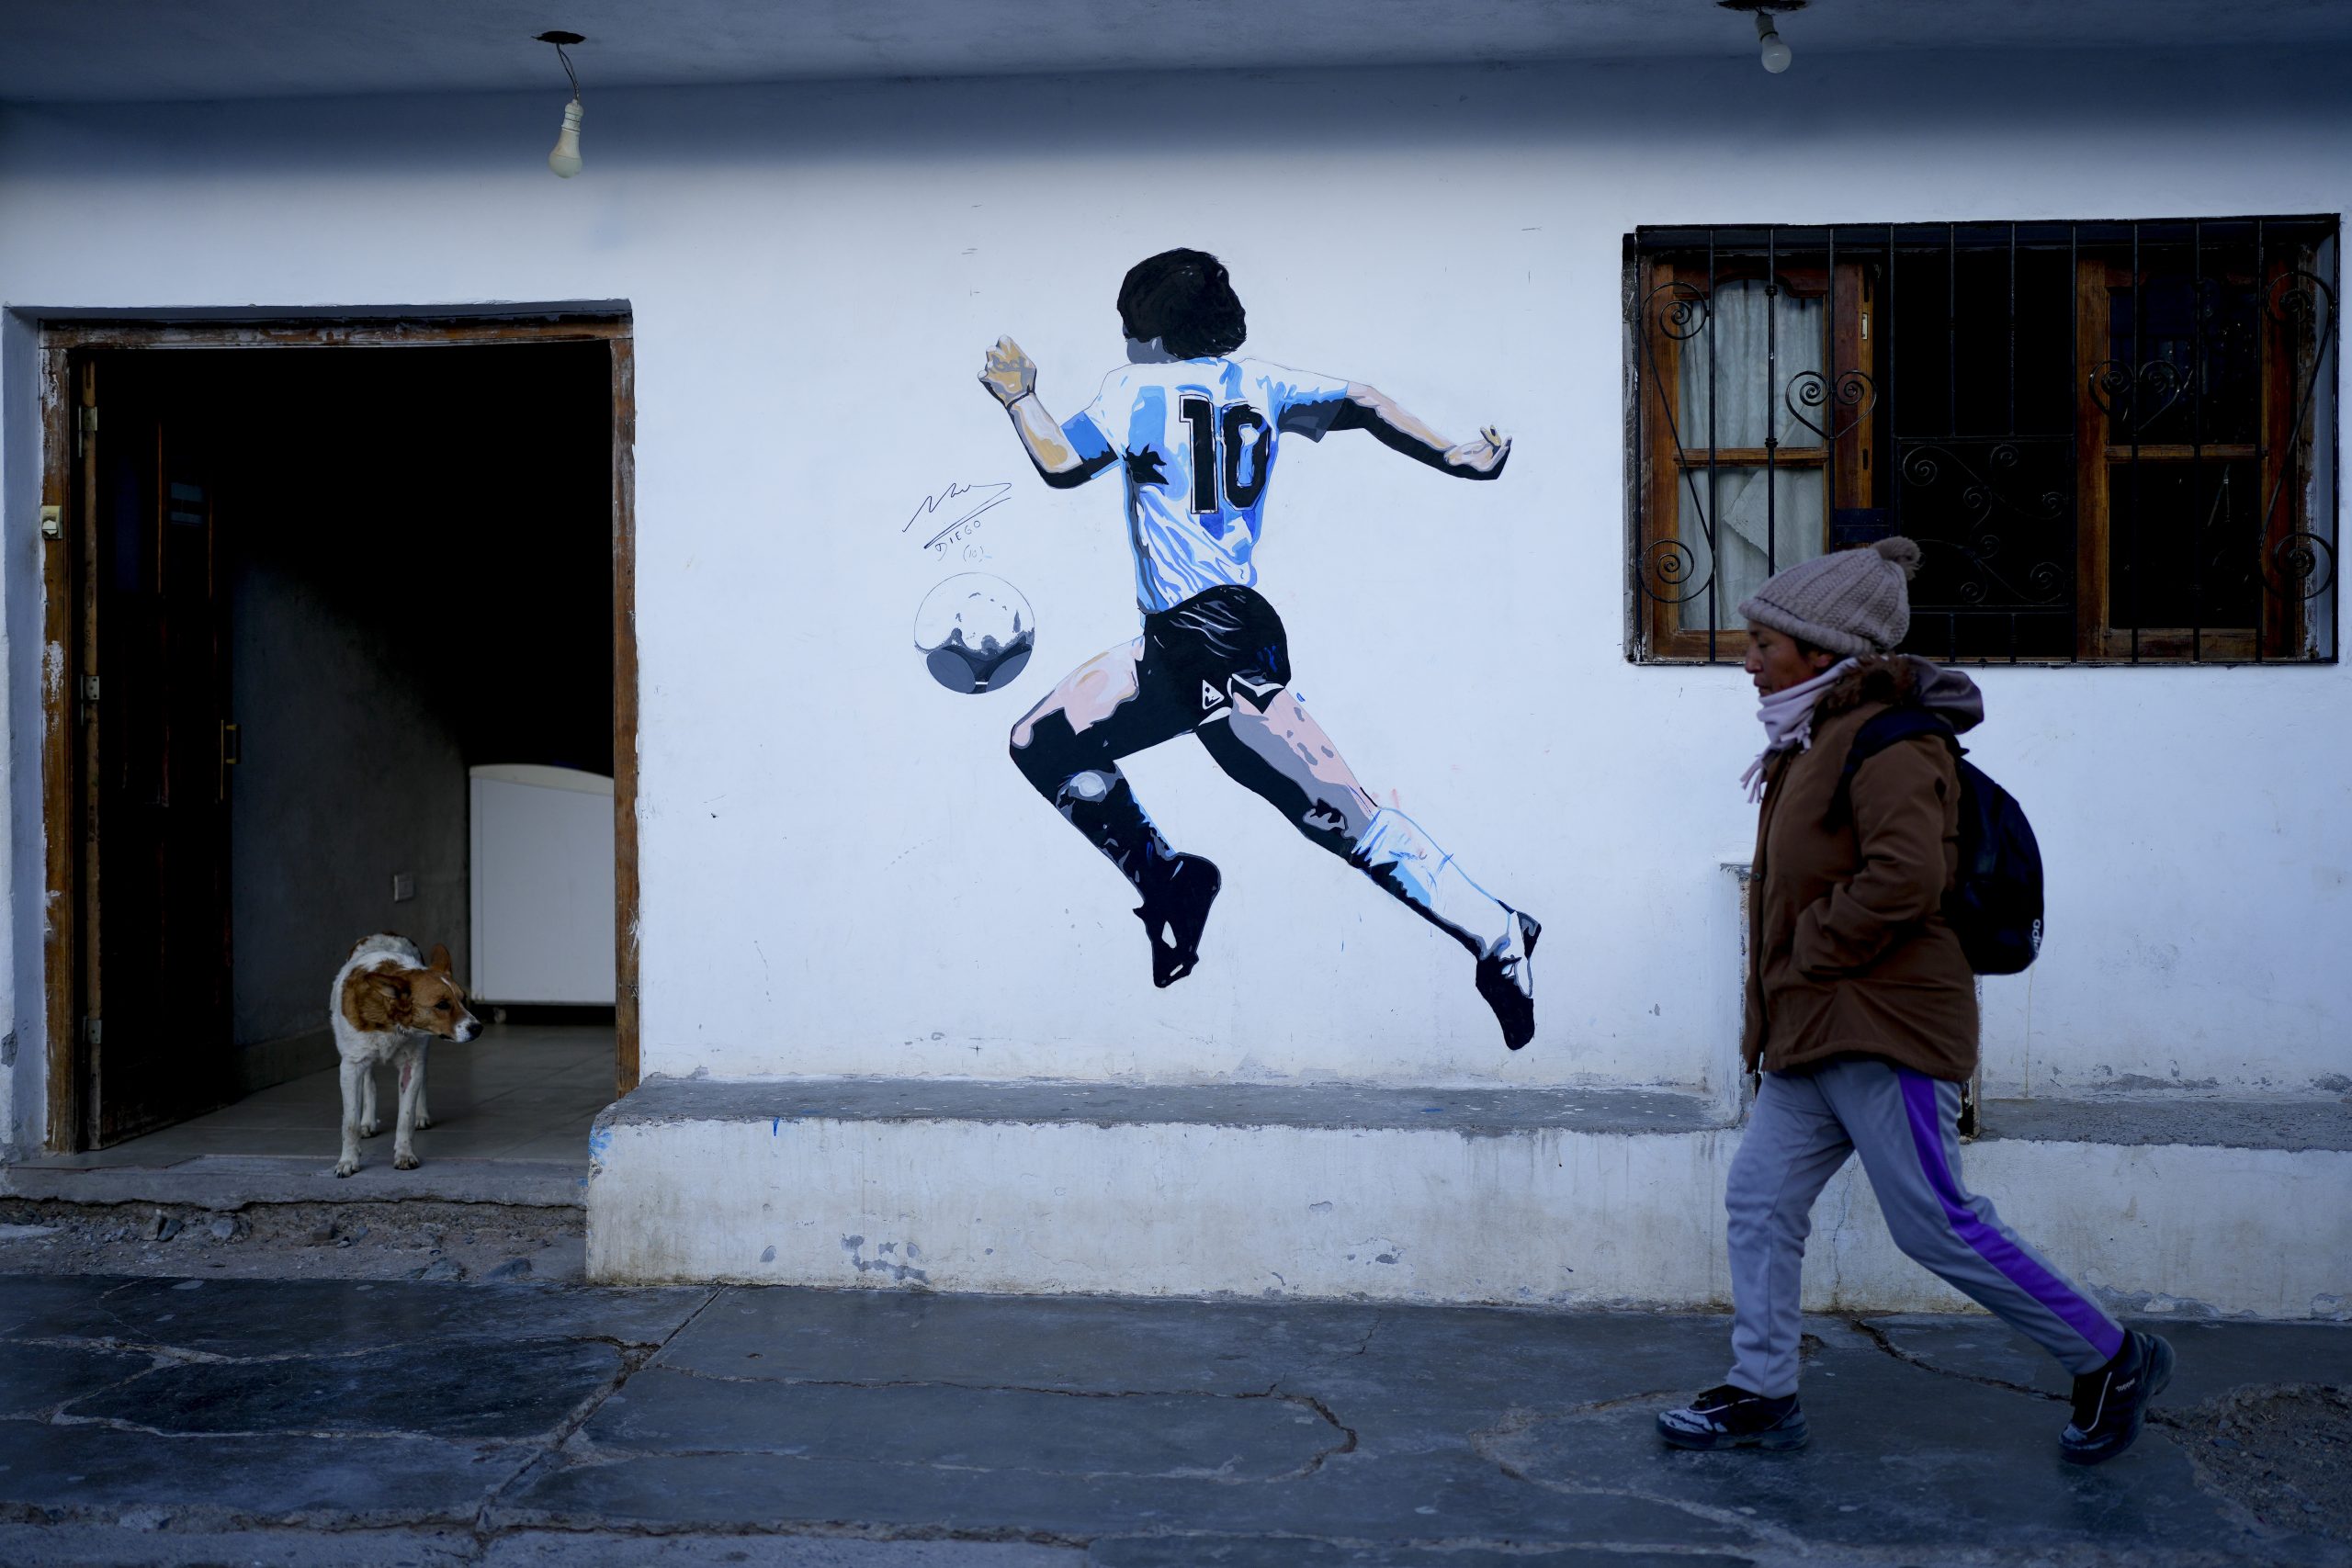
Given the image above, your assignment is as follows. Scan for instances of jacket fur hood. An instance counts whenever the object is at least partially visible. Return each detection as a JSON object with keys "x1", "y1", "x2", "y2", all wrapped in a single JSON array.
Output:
[{"x1": 1815, "y1": 655, "x2": 1984, "y2": 734}]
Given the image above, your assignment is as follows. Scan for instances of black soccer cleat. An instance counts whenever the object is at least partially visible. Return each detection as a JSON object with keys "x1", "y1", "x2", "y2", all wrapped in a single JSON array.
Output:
[
  {"x1": 1476, "y1": 910, "x2": 1542, "y2": 1050},
  {"x1": 1135, "y1": 853, "x2": 1221, "y2": 988},
  {"x1": 1657, "y1": 1384, "x2": 1810, "y2": 1451},
  {"x1": 2061, "y1": 1330, "x2": 2173, "y2": 1465}
]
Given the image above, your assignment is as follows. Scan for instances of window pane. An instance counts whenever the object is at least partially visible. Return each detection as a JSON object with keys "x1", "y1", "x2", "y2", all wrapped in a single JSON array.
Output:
[
  {"x1": 1888, "y1": 242, "x2": 2074, "y2": 440},
  {"x1": 1674, "y1": 281, "x2": 1824, "y2": 450},
  {"x1": 2108, "y1": 458, "x2": 2263, "y2": 627},
  {"x1": 1894, "y1": 436, "x2": 2075, "y2": 660},
  {"x1": 1676, "y1": 465, "x2": 1826, "y2": 627},
  {"x1": 2104, "y1": 269, "x2": 2261, "y2": 447}
]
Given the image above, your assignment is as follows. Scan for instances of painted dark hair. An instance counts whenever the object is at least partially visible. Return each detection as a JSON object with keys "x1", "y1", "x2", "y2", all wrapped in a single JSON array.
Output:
[{"x1": 1117, "y1": 248, "x2": 1247, "y2": 359}]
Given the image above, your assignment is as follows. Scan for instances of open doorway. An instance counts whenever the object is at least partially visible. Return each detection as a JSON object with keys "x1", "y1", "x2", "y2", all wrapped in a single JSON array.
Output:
[{"x1": 33, "y1": 316, "x2": 637, "y2": 1168}]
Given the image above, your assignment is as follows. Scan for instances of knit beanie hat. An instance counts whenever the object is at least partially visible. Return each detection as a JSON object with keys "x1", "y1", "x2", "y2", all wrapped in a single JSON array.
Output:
[{"x1": 1737, "y1": 537, "x2": 1923, "y2": 657}]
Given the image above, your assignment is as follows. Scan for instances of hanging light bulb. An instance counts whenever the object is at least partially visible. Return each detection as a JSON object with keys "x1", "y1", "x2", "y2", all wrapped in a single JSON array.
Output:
[
  {"x1": 537, "y1": 31, "x2": 585, "y2": 177},
  {"x1": 1755, "y1": 9, "x2": 1793, "y2": 73},
  {"x1": 548, "y1": 100, "x2": 583, "y2": 177}
]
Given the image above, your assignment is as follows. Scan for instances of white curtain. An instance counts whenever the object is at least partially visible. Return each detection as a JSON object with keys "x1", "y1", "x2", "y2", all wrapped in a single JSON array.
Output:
[{"x1": 1674, "y1": 281, "x2": 1827, "y2": 617}]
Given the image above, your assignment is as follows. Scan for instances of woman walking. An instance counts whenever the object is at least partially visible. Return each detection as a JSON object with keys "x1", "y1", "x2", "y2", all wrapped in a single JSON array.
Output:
[{"x1": 1657, "y1": 537, "x2": 2171, "y2": 1464}]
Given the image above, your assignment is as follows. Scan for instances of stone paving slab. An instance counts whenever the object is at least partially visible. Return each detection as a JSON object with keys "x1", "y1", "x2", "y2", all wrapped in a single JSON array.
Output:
[
  {"x1": 1273, "y1": 1304, "x2": 1772, "y2": 1412},
  {"x1": 492, "y1": 1445, "x2": 1751, "y2": 1550},
  {"x1": 1086, "y1": 1543, "x2": 1750, "y2": 1568},
  {"x1": 57, "y1": 1274, "x2": 709, "y2": 1356},
  {"x1": 482, "y1": 1541, "x2": 1080, "y2": 1568},
  {"x1": 0, "y1": 1526, "x2": 1077, "y2": 1568},
  {"x1": 655, "y1": 1283, "x2": 1380, "y2": 1393},
  {"x1": 0, "y1": 1527, "x2": 1778, "y2": 1568},
  {"x1": 70, "y1": 1338, "x2": 625, "y2": 1440},
  {"x1": 0, "y1": 1422, "x2": 538, "y2": 1527},
  {"x1": 0, "y1": 1343, "x2": 152, "y2": 1416},
  {"x1": 0, "y1": 1273, "x2": 2344, "y2": 1566},
  {"x1": 1877, "y1": 1314, "x2": 2352, "y2": 1403},
  {"x1": 582, "y1": 1368, "x2": 1343, "y2": 1478},
  {"x1": 0, "y1": 1524, "x2": 490, "y2": 1568},
  {"x1": 1489, "y1": 1318, "x2": 2244, "y2": 1561},
  {"x1": 0, "y1": 1275, "x2": 127, "y2": 1337}
]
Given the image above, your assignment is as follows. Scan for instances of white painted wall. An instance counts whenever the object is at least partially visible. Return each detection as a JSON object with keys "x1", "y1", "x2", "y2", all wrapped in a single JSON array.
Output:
[{"x1": 3, "y1": 45, "x2": 2348, "y2": 1150}]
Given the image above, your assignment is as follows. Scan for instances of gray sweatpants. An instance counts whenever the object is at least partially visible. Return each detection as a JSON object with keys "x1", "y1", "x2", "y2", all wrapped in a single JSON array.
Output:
[{"x1": 1726, "y1": 1057, "x2": 2124, "y2": 1398}]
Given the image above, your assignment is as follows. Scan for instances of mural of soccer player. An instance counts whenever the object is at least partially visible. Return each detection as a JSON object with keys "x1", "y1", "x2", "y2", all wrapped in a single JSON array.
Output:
[{"x1": 978, "y1": 248, "x2": 1541, "y2": 1050}]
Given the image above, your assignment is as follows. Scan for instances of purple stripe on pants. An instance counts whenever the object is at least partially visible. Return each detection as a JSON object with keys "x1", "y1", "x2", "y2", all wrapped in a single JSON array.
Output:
[{"x1": 1896, "y1": 1070, "x2": 2123, "y2": 1362}]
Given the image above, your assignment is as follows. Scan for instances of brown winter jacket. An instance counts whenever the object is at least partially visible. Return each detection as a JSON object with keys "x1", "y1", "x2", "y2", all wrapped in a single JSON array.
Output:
[{"x1": 1743, "y1": 656, "x2": 1984, "y2": 1082}]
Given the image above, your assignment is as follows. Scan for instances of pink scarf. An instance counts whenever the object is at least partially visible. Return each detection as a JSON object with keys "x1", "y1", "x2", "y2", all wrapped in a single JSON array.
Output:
[{"x1": 1740, "y1": 659, "x2": 1859, "y2": 803}]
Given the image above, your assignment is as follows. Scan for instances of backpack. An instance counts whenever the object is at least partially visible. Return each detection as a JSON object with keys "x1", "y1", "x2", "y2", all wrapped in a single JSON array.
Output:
[{"x1": 1827, "y1": 707, "x2": 2044, "y2": 975}]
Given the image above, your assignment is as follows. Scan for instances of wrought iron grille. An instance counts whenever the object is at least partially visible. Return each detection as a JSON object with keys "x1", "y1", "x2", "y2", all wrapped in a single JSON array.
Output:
[{"x1": 1628, "y1": 218, "x2": 2338, "y2": 664}]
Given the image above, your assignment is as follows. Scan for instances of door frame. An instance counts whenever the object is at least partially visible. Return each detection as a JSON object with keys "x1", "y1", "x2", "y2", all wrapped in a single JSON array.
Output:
[{"x1": 34, "y1": 310, "x2": 639, "y2": 1154}]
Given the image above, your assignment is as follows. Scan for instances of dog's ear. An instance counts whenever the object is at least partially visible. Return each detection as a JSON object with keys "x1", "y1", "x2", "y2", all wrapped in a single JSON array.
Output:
[
  {"x1": 425, "y1": 943, "x2": 452, "y2": 975},
  {"x1": 345, "y1": 966, "x2": 412, "y2": 1029}
]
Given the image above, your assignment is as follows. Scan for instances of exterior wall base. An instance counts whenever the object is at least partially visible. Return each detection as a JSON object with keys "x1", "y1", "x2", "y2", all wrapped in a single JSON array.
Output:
[{"x1": 586, "y1": 1077, "x2": 2352, "y2": 1321}]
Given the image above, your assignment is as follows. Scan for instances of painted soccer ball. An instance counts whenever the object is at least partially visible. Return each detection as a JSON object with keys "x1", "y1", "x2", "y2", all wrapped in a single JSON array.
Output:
[{"x1": 914, "y1": 574, "x2": 1035, "y2": 694}]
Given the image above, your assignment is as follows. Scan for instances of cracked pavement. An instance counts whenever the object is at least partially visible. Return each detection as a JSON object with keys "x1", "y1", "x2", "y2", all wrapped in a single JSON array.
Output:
[{"x1": 0, "y1": 1275, "x2": 2344, "y2": 1566}]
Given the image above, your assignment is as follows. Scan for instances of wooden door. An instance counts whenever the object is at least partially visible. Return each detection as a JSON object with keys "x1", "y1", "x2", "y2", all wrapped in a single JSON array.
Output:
[{"x1": 81, "y1": 354, "x2": 235, "y2": 1145}]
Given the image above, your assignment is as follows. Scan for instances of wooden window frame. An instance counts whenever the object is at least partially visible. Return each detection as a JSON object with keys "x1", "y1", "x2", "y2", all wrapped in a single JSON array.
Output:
[
  {"x1": 2074, "y1": 259, "x2": 2305, "y2": 662},
  {"x1": 1636, "y1": 258, "x2": 1876, "y2": 662},
  {"x1": 1631, "y1": 221, "x2": 2336, "y2": 667},
  {"x1": 32, "y1": 311, "x2": 639, "y2": 1155}
]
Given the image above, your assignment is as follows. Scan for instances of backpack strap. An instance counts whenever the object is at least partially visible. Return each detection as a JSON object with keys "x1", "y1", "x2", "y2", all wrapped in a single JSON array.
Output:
[{"x1": 1826, "y1": 706, "x2": 1962, "y2": 829}]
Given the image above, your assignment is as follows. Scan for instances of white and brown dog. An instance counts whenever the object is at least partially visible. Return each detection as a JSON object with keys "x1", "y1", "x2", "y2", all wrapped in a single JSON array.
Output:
[{"x1": 332, "y1": 934, "x2": 481, "y2": 1176}]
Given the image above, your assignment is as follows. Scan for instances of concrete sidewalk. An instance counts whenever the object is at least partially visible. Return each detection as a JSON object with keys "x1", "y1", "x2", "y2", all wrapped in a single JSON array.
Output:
[{"x1": 0, "y1": 1274, "x2": 2344, "y2": 1567}]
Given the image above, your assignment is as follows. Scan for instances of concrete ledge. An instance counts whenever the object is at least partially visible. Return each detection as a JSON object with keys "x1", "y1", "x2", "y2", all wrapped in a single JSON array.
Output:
[
  {"x1": 1983, "y1": 1095, "x2": 2352, "y2": 1152},
  {"x1": 603, "y1": 1075, "x2": 1726, "y2": 1135},
  {"x1": 3, "y1": 1156, "x2": 587, "y2": 1210},
  {"x1": 586, "y1": 1076, "x2": 2351, "y2": 1320},
  {"x1": 590, "y1": 1076, "x2": 1736, "y2": 1307}
]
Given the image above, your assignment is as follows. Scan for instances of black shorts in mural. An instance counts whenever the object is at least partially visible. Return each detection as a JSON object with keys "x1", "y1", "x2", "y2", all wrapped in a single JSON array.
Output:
[{"x1": 1139, "y1": 584, "x2": 1293, "y2": 721}]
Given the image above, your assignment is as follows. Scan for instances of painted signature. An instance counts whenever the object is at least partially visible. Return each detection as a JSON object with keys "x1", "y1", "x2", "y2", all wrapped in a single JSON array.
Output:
[{"x1": 904, "y1": 480, "x2": 1012, "y2": 556}]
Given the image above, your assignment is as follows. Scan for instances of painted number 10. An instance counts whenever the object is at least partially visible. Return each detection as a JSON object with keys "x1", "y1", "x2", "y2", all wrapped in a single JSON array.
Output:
[{"x1": 1178, "y1": 396, "x2": 1271, "y2": 515}]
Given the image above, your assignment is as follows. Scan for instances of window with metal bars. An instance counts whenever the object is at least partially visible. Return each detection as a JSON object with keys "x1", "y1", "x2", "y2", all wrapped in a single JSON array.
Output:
[{"x1": 1627, "y1": 218, "x2": 2338, "y2": 664}]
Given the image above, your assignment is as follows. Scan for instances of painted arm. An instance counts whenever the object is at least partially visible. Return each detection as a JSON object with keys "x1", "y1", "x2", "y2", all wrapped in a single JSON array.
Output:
[
  {"x1": 1329, "y1": 384, "x2": 1511, "y2": 479},
  {"x1": 978, "y1": 336, "x2": 1115, "y2": 490}
]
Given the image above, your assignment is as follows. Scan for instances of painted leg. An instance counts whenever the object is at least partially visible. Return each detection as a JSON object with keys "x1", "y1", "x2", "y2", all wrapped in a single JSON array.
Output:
[
  {"x1": 1200, "y1": 694, "x2": 1515, "y2": 954},
  {"x1": 1202, "y1": 694, "x2": 1539, "y2": 1047},
  {"x1": 335, "y1": 1058, "x2": 368, "y2": 1177},
  {"x1": 412, "y1": 1042, "x2": 432, "y2": 1130},
  {"x1": 392, "y1": 1044, "x2": 424, "y2": 1170},
  {"x1": 1011, "y1": 640, "x2": 1219, "y2": 985},
  {"x1": 359, "y1": 1062, "x2": 380, "y2": 1139},
  {"x1": 1010, "y1": 639, "x2": 1188, "y2": 893}
]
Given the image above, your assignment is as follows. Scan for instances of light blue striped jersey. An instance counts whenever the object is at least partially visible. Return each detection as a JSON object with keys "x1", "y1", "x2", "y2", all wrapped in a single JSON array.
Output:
[{"x1": 1061, "y1": 356, "x2": 1351, "y2": 615}]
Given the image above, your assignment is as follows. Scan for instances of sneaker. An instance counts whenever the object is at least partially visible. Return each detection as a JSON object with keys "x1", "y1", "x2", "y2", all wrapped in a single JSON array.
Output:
[
  {"x1": 2061, "y1": 1330, "x2": 2173, "y2": 1465},
  {"x1": 1657, "y1": 1383, "x2": 1809, "y2": 1451},
  {"x1": 1134, "y1": 853, "x2": 1220, "y2": 988},
  {"x1": 1475, "y1": 910, "x2": 1542, "y2": 1051}
]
